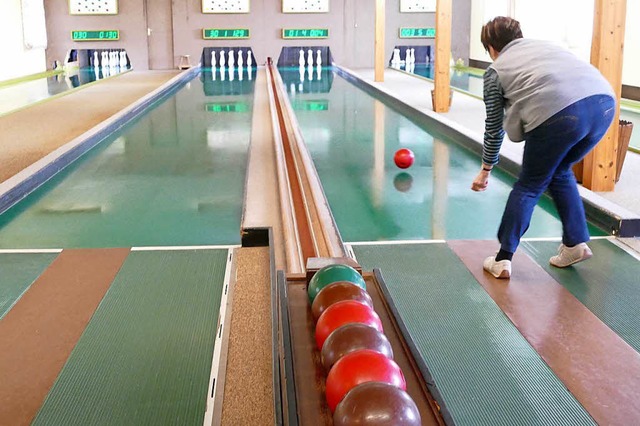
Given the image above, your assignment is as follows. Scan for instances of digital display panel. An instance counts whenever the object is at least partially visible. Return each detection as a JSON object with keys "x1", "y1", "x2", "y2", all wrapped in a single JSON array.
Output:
[
  {"x1": 399, "y1": 27, "x2": 436, "y2": 38},
  {"x1": 72, "y1": 30, "x2": 119, "y2": 41},
  {"x1": 205, "y1": 102, "x2": 250, "y2": 113},
  {"x1": 202, "y1": 29, "x2": 250, "y2": 39},
  {"x1": 282, "y1": 28, "x2": 329, "y2": 39}
]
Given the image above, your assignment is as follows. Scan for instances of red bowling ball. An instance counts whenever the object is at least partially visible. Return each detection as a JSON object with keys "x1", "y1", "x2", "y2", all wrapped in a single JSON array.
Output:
[
  {"x1": 325, "y1": 349, "x2": 406, "y2": 413},
  {"x1": 394, "y1": 148, "x2": 415, "y2": 169},
  {"x1": 315, "y1": 300, "x2": 383, "y2": 350}
]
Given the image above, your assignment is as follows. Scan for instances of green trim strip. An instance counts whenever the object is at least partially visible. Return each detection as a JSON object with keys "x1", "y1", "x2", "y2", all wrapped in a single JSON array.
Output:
[
  {"x1": 621, "y1": 98, "x2": 640, "y2": 112},
  {"x1": 33, "y1": 249, "x2": 228, "y2": 425},
  {"x1": 522, "y1": 239, "x2": 640, "y2": 353},
  {"x1": 0, "y1": 253, "x2": 58, "y2": 319},
  {"x1": 453, "y1": 65, "x2": 485, "y2": 77},
  {"x1": 0, "y1": 70, "x2": 64, "y2": 89},
  {"x1": 352, "y1": 243, "x2": 594, "y2": 426}
]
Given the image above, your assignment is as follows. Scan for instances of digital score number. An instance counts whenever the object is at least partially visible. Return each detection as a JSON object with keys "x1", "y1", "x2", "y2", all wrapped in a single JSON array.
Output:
[
  {"x1": 202, "y1": 29, "x2": 250, "y2": 40},
  {"x1": 399, "y1": 28, "x2": 436, "y2": 38},
  {"x1": 282, "y1": 29, "x2": 329, "y2": 39},
  {"x1": 71, "y1": 30, "x2": 119, "y2": 41}
]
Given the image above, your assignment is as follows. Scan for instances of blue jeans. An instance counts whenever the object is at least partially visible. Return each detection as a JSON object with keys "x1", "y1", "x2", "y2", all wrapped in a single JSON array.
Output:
[{"x1": 498, "y1": 94, "x2": 616, "y2": 253}]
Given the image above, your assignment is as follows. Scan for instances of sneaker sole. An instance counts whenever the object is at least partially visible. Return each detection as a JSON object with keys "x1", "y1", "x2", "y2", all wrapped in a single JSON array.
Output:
[{"x1": 495, "y1": 269, "x2": 511, "y2": 279}]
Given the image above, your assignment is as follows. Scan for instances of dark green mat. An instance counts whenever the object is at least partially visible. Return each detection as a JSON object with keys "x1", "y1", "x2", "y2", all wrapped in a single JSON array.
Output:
[
  {"x1": 353, "y1": 243, "x2": 594, "y2": 426},
  {"x1": 522, "y1": 238, "x2": 640, "y2": 352},
  {"x1": 0, "y1": 252, "x2": 58, "y2": 319},
  {"x1": 32, "y1": 249, "x2": 228, "y2": 426}
]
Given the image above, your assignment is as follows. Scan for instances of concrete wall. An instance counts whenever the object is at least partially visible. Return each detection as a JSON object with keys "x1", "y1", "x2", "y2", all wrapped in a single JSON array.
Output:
[
  {"x1": 45, "y1": 0, "x2": 471, "y2": 70},
  {"x1": 0, "y1": 0, "x2": 47, "y2": 81},
  {"x1": 44, "y1": 0, "x2": 149, "y2": 70}
]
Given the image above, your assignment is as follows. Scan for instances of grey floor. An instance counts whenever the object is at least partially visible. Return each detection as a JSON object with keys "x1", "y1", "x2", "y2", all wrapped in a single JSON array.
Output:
[{"x1": 350, "y1": 67, "x2": 640, "y2": 251}]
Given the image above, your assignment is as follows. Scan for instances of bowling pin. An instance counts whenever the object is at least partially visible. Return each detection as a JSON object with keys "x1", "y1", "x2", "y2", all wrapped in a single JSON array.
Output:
[
  {"x1": 248, "y1": 65, "x2": 253, "y2": 80},
  {"x1": 299, "y1": 49, "x2": 305, "y2": 66},
  {"x1": 290, "y1": 83, "x2": 296, "y2": 94},
  {"x1": 390, "y1": 48, "x2": 398, "y2": 65},
  {"x1": 307, "y1": 49, "x2": 313, "y2": 66},
  {"x1": 405, "y1": 48, "x2": 411, "y2": 64},
  {"x1": 219, "y1": 50, "x2": 226, "y2": 67},
  {"x1": 220, "y1": 66, "x2": 226, "y2": 81},
  {"x1": 247, "y1": 50, "x2": 253, "y2": 67},
  {"x1": 228, "y1": 49, "x2": 235, "y2": 68},
  {"x1": 411, "y1": 48, "x2": 415, "y2": 64},
  {"x1": 238, "y1": 67, "x2": 244, "y2": 81},
  {"x1": 316, "y1": 65, "x2": 321, "y2": 80},
  {"x1": 211, "y1": 51, "x2": 216, "y2": 68},
  {"x1": 238, "y1": 49, "x2": 244, "y2": 67},
  {"x1": 316, "y1": 50, "x2": 322, "y2": 66},
  {"x1": 93, "y1": 51, "x2": 99, "y2": 67},
  {"x1": 211, "y1": 67, "x2": 216, "y2": 80},
  {"x1": 307, "y1": 64, "x2": 313, "y2": 81},
  {"x1": 299, "y1": 65, "x2": 305, "y2": 82},
  {"x1": 120, "y1": 51, "x2": 127, "y2": 68}
]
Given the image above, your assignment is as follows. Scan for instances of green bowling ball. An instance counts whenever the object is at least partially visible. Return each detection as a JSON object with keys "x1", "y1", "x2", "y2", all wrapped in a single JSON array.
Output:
[{"x1": 308, "y1": 264, "x2": 366, "y2": 304}]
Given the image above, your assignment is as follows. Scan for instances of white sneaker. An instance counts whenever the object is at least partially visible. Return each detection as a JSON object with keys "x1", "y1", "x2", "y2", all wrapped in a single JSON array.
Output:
[
  {"x1": 549, "y1": 243, "x2": 593, "y2": 268},
  {"x1": 483, "y1": 256, "x2": 511, "y2": 279}
]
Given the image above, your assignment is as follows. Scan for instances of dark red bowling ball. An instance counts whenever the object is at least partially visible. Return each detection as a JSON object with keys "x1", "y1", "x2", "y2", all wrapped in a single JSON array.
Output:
[
  {"x1": 333, "y1": 382, "x2": 421, "y2": 426},
  {"x1": 321, "y1": 323, "x2": 393, "y2": 370},
  {"x1": 311, "y1": 281, "x2": 374, "y2": 321},
  {"x1": 394, "y1": 148, "x2": 415, "y2": 169},
  {"x1": 325, "y1": 349, "x2": 406, "y2": 412},
  {"x1": 315, "y1": 300, "x2": 383, "y2": 350}
]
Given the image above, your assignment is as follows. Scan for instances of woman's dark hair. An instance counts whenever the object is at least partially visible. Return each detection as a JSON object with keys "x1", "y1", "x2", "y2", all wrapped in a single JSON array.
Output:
[{"x1": 481, "y1": 16, "x2": 523, "y2": 53}]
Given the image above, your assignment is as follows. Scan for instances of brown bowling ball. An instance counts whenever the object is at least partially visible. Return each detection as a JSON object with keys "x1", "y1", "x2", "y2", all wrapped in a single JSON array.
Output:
[
  {"x1": 333, "y1": 382, "x2": 421, "y2": 426},
  {"x1": 321, "y1": 323, "x2": 393, "y2": 370},
  {"x1": 311, "y1": 281, "x2": 374, "y2": 320}
]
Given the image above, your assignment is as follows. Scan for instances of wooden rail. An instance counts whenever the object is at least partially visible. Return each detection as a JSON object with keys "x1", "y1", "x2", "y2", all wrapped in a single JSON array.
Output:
[{"x1": 266, "y1": 59, "x2": 347, "y2": 273}]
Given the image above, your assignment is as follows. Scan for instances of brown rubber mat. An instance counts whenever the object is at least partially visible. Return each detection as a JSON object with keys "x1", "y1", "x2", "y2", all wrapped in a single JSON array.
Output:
[
  {"x1": 448, "y1": 240, "x2": 640, "y2": 425},
  {"x1": 0, "y1": 248, "x2": 129, "y2": 426}
]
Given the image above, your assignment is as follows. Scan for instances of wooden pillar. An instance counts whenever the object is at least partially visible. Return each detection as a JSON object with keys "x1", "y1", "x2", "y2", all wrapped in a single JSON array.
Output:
[
  {"x1": 374, "y1": 0, "x2": 385, "y2": 82},
  {"x1": 433, "y1": 0, "x2": 452, "y2": 112},
  {"x1": 579, "y1": 0, "x2": 627, "y2": 191}
]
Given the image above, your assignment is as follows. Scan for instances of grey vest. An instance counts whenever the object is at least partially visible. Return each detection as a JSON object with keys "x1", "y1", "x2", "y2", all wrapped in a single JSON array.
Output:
[{"x1": 490, "y1": 39, "x2": 614, "y2": 141}]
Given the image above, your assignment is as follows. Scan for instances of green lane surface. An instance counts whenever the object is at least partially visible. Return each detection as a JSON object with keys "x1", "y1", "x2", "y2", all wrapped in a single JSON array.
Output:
[
  {"x1": 0, "y1": 72, "x2": 253, "y2": 248},
  {"x1": 353, "y1": 243, "x2": 594, "y2": 426},
  {"x1": 32, "y1": 249, "x2": 228, "y2": 426},
  {"x1": 522, "y1": 239, "x2": 640, "y2": 352},
  {"x1": 0, "y1": 252, "x2": 58, "y2": 319},
  {"x1": 281, "y1": 67, "x2": 604, "y2": 242}
]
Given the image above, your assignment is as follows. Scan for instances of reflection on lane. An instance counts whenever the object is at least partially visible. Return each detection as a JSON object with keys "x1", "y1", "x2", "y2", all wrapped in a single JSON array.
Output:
[
  {"x1": 0, "y1": 71, "x2": 253, "y2": 248},
  {"x1": 0, "y1": 67, "x2": 130, "y2": 116},
  {"x1": 280, "y1": 66, "x2": 604, "y2": 242}
]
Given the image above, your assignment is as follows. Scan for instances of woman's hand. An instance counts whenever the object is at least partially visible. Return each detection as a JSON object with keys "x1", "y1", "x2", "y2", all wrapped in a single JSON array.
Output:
[{"x1": 471, "y1": 167, "x2": 492, "y2": 192}]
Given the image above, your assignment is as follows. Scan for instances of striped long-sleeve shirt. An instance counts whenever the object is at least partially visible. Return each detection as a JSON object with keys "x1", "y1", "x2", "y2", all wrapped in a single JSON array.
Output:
[{"x1": 482, "y1": 67, "x2": 505, "y2": 166}]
